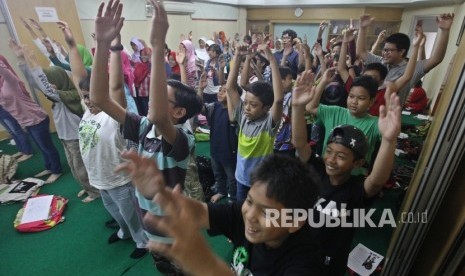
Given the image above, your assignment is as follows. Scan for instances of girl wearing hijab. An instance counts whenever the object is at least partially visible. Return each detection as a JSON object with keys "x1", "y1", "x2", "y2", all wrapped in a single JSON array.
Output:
[
  {"x1": 167, "y1": 51, "x2": 180, "y2": 76},
  {"x1": 179, "y1": 39, "x2": 197, "y2": 88},
  {"x1": 23, "y1": 48, "x2": 100, "y2": 202},
  {"x1": 195, "y1": 37, "x2": 210, "y2": 65},
  {"x1": 0, "y1": 54, "x2": 62, "y2": 183},
  {"x1": 134, "y1": 48, "x2": 152, "y2": 116},
  {"x1": 129, "y1": 37, "x2": 144, "y2": 65}
]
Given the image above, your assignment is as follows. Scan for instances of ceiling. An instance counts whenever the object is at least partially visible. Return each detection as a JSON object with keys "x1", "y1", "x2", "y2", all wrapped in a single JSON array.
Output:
[{"x1": 195, "y1": 0, "x2": 465, "y2": 8}]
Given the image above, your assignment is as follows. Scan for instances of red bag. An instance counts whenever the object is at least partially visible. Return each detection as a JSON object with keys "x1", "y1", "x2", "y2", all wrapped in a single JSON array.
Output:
[{"x1": 14, "y1": 194, "x2": 68, "y2": 232}]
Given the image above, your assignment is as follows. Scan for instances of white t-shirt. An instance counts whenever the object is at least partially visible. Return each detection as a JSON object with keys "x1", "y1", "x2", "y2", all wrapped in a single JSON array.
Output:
[{"x1": 79, "y1": 110, "x2": 130, "y2": 190}]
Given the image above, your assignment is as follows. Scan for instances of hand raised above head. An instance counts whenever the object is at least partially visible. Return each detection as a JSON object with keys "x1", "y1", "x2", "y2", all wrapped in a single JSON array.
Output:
[
  {"x1": 359, "y1": 14, "x2": 374, "y2": 28},
  {"x1": 28, "y1": 18, "x2": 43, "y2": 30},
  {"x1": 94, "y1": 0, "x2": 124, "y2": 43},
  {"x1": 436, "y1": 13, "x2": 454, "y2": 31},
  {"x1": 8, "y1": 39, "x2": 25, "y2": 59},
  {"x1": 292, "y1": 70, "x2": 315, "y2": 107},
  {"x1": 57, "y1": 20, "x2": 76, "y2": 46},
  {"x1": 148, "y1": 0, "x2": 169, "y2": 46},
  {"x1": 378, "y1": 87, "x2": 401, "y2": 142}
]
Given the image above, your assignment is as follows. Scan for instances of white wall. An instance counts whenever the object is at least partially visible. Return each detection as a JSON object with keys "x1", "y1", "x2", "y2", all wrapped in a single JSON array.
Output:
[
  {"x1": 399, "y1": 3, "x2": 465, "y2": 104},
  {"x1": 77, "y1": 0, "x2": 246, "y2": 52}
]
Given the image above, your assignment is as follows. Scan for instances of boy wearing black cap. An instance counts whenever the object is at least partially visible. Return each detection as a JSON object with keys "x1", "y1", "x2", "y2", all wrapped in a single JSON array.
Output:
[{"x1": 291, "y1": 71, "x2": 401, "y2": 275}]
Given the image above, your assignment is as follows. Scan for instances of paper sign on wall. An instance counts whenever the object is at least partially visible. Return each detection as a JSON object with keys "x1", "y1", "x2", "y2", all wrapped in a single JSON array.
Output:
[{"x1": 35, "y1": 7, "x2": 59, "y2": 22}]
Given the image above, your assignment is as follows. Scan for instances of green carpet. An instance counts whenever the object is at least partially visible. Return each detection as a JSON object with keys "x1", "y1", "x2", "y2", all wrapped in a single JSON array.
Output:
[{"x1": 0, "y1": 135, "x2": 231, "y2": 276}]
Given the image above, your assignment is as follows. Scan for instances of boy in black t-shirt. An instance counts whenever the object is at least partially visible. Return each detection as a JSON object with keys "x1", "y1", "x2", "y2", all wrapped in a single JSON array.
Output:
[
  {"x1": 291, "y1": 70, "x2": 401, "y2": 275},
  {"x1": 117, "y1": 152, "x2": 322, "y2": 275}
]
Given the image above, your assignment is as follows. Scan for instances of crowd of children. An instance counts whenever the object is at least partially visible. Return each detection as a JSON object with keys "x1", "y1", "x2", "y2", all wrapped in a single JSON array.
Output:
[{"x1": 0, "y1": 0, "x2": 455, "y2": 274}]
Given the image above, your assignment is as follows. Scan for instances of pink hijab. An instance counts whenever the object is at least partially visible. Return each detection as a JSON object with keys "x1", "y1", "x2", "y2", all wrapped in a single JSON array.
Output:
[
  {"x1": 180, "y1": 40, "x2": 197, "y2": 88},
  {"x1": 120, "y1": 51, "x2": 136, "y2": 97}
]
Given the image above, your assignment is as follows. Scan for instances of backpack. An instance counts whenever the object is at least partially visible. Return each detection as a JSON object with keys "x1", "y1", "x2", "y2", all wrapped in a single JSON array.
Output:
[
  {"x1": 0, "y1": 154, "x2": 18, "y2": 184},
  {"x1": 14, "y1": 194, "x2": 68, "y2": 232}
]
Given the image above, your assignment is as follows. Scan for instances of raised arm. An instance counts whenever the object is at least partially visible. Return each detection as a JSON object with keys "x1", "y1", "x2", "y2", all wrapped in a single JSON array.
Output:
[
  {"x1": 21, "y1": 45, "x2": 62, "y2": 102},
  {"x1": 225, "y1": 45, "x2": 245, "y2": 122},
  {"x1": 240, "y1": 51, "x2": 252, "y2": 88},
  {"x1": 292, "y1": 70, "x2": 315, "y2": 163},
  {"x1": 338, "y1": 28, "x2": 356, "y2": 83},
  {"x1": 392, "y1": 31, "x2": 420, "y2": 92},
  {"x1": 424, "y1": 13, "x2": 454, "y2": 72},
  {"x1": 258, "y1": 44, "x2": 283, "y2": 123},
  {"x1": 313, "y1": 42, "x2": 326, "y2": 79},
  {"x1": 89, "y1": 0, "x2": 126, "y2": 124},
  {"x1": 109, "y1": 35, "x2": 127, "y2": 109},
  {"x1": 364, "y1": 89, "x2": 401, "y2": 197},
  {"x1": 356, "y1": 14, "x2": 375, "y2": 61},
  {"x1": 305, "y1": 67, "x2": 336, "y2": 115},
  {"x1": 176, "y1": 44, "x2": 188, "y2": 85},
  {"x1": 57, "y1": 21, "x2": 87, "y2": 85},
  {"x1": 301, "y1": 43, "x2": 312, "y2": 71},
  {"x1": 370, "y1": 30, "x2": 386, "y2": 54},
  {"x1": 147, "y1": 0, "x2": 177, "y2": 143}
]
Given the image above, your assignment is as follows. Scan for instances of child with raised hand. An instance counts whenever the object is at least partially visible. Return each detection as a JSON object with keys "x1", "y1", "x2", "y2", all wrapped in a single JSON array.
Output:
[
  {"x1": 306, "y1": 66, "x2": 380, "y2": 175},
  {"x1": 292, "y1": 79, "x2": 402, "y2": 274},
  {"x1": 226, "y1": 42, "x2": 284, "y2": 201},
  {"x1": 116, "y1": 151, "x2": 323, "y2": 275},
  {"x1": 338, "y1": 28, "x2": 421, "y2": 116},
  {"x1": 79, "y1": 0, "x2": 148, "y2": 259},
  {"x1": 91, "y1": 0, "x2": 202, "y2": 274}
]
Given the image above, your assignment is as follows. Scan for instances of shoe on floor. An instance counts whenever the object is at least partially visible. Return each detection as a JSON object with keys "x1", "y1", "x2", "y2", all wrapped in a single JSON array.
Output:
[
  {"x1": 130, "y1": 248, "x2": 147, "y2": 259},
  {"x1": 77, "y1": 189, "x2": 86, "y2": 198},
  {"x1": 108, "y1": 232, "x2": 122, "y2": 244},
  {"x1": 105, "y1": 219, "x2": 119, "y2": 229}
]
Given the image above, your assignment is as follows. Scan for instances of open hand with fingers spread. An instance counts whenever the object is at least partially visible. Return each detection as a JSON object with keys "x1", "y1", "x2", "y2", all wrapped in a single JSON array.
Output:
[
  {"x1": 379, "y1": 87, "x2": 401, "y2": 142},
  {"x1": 94, "y1": 0, "x2": 125, "y2": 44},
  {"x1": 148, "y1": 0, "x2": 169, "y2": 47},
  {"x1": 292, "y1": 70, "x2": 316, "y2": 107}
]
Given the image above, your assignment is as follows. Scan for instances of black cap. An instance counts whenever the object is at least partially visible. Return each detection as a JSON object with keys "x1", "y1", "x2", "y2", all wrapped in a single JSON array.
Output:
[{"x1": 327, "y1": 125, "x2": 368, "y2": 159}]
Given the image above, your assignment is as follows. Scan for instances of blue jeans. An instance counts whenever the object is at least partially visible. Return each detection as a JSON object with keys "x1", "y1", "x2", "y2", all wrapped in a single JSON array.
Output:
[
  {"x1": 211, "y1": 157, "x2": 237, "y2": 201},
  {"x1": 0, "y1": 106, "x2": 32, "y2": 154},
  {"x1": 236, "y1": 181, "x2": 250, "y2": 202},
  {"x1": 25, "y1": 117, "x2": 62, "y2": 174},
  {"x1": 100, "y1": 182, "x2": 148, "y2": 248}
]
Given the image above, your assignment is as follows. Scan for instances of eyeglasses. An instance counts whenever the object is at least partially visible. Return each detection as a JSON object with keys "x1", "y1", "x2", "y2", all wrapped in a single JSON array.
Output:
[{"x1": 382, "y1": 48, "x2": 398, "y2": 53}]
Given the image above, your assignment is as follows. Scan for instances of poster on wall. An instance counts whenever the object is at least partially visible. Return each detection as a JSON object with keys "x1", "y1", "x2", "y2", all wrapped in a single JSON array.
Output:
[{"x1": 34, "y1": 7, "x2": 59, "y2": 23}]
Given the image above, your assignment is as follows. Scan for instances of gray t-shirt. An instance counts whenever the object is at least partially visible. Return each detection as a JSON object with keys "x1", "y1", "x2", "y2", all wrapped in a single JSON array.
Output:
[{"x1": 365, "y1": 52, "x2": 426, "y2": 105}]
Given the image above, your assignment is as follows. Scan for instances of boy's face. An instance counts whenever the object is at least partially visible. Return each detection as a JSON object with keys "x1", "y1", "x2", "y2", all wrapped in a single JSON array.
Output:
[
  {"x1": 243, "y1": 92, "x2": 269, "y2": 121},
  {"x1": 323, "y1": 143, "x2": 358, "y2": 177},
  {"x1": 382, "y1": 42, "x2": 404, "y2": 65},
  {"x1": 81, "y1": 90, "x2": 101, "y2": 114},
  {"x1": 241, "y1": 182, "x2": 291, "y2": 248},
  {"x1": 347, "y1": 86, "x2": 373, "y2": 118},
  {"x1": 282, "y1": 75, "x2": 293, "y2": 92},
  {"x1": 217, "y1": 86, "x2": 227, "y2": 103}
]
